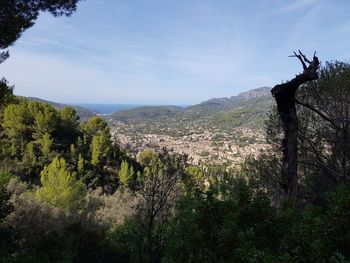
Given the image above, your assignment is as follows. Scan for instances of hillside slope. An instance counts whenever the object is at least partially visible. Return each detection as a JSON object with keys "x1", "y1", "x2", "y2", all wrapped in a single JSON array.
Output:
[
  {"x1": 26, "y1": 97, "x2": 97, "y2": 121},
  {"x1": 108, "y1": 87, "x2": 274, "y2": 131}
]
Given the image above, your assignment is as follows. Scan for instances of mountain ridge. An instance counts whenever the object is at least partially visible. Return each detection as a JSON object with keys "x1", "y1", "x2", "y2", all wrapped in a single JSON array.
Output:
[{"x1": 109, "y1": 86, "x2": 273, "y2": 123}]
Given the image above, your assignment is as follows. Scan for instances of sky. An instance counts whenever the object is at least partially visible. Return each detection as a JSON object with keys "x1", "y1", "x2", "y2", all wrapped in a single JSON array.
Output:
[{"x1": 1, "y1": 0, "x2": 350, "y2": 105}]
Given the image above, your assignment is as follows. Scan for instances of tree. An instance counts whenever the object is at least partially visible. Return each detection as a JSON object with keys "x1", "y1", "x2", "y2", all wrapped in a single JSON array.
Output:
[
  {"x1": 136, "y1": 149, "x2": 181, "y2": 263},
  {"x1": 0, "y1": 0, "x2": 82, "y2": 63},
  {"x1": 55, "y1": 107, "x2": 80, "y2": 149},
  {"x1": 119, "y1": 160, "x2": 135, "y2": 188},
  {"x1": 82, "y1": 116, "x2": 109, "y2": 140},
  {"x1": 77, "y1": 153, "x2": 85, "y2": 175},
  {"x1": 2, "y1": 101, "x2": 33, "y2": 156},
  {"x1": 36, "y1": 156, "x2": 86, "y2": 208},
  {"x1": 271, "y1": 51, "x2": 320, "y2": 206},
  {"x1": 1, "y1": 100, "x2": 60, "y2": 160},
  {"x1": 0, "y1": 78, "x2": 15, "y2": 114},
  {"x1": 90, "y1": 133, "x2": 111, "y2": 166},
  {"x1": 40, "y1": 132, "x2": 53, "y2": 158},
  {"x1": 295, "y1": 62, "x2": 350, "y2": 201},
  {"x1": 266, "y1": 61, "x2": 350, "y2": 204},
  {"x1": 184, "y1": 165, "x2": 206, "y2": 193},
  {"x1": 137, "y1": 149, "x2": 163, "y2": 178},
  {"x1": 22, "y1": 142, "x2": 37, "y2": 165},
  {"x1": 29, "y1": 102, "x2": 58, "y2": 140}
]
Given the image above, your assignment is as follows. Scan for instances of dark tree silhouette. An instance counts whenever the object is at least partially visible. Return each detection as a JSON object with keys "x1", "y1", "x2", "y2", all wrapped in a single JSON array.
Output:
[
  {"x1": 271, "y1": 51, "x2": 320, "y2": 205},
  {"x1": 0, "y1": 0, "x2": 82, "y2": 63}
]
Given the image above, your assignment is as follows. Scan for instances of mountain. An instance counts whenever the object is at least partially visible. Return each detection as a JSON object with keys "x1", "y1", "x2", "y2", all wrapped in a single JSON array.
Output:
[
  {"x1": 234, "y1": 86, "x2": 271, "y2": 100},
  {"x1": 184, "y1": 86, "x2": 271, "y2": 115},
  {"x1": 108, "y1": 86, "x2": 274, "y2": 129},
  {"x1": 26, "y1": 97, "x2": 97, "y2": 121}
]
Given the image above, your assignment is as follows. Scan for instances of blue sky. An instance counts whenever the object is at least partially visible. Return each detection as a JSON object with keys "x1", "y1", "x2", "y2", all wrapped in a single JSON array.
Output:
[{"x1": 1, "y1": 0, "x2": 350, "y2": 104}]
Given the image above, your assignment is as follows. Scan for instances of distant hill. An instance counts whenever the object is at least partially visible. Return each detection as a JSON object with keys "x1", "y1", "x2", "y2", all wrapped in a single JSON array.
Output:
[
  {"x1": 110, "y1": 105, "x2": 184, "y2": 121},
  {"x1": 108, "y1": 86, "x2": 274, "y2": 130},
  {"x1": 26, "y1": 97, "x2": 97, "y2": 121}
]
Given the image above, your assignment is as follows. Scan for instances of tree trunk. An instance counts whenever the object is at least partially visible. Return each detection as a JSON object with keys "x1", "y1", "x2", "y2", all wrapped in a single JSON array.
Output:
[{"x1": 271, "y1": 51, "x2": 320, "y2": 206}]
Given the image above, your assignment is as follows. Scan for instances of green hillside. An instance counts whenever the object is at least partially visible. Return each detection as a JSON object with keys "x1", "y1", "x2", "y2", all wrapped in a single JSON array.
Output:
[
  {"x1": 107, "y1": 87, "x2": 274, "y2": 131},
  {"x1": 110, "y1": 105, "x2": 184, "y2": 122},
  {"x1": 26, "y1": 97, "x2": 97, "y2": 121}
]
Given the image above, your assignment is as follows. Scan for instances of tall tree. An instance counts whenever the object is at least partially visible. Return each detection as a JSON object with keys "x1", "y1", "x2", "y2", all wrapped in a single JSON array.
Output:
[
  {"x1": 36, "y1": 156, "x2": 86, "y2": 208},
  {"x1": 136, "y1": 149, "x2": 181, "y2": 263},
  {"x1": 90, "y1": 132, "x2": 111, "y2": 166},
  {"x1": 119, "y1": 160, "x2": 134, "y2": 188},
  {"x1": 271, "y1": 51, "x2": 320, "y2": 205},
  {"x1": 0, "y1": 78, "x2": 15, "y2": 109},
  {"x1": 0, "y1": 0, "x2": 82, "y2": 63},
  {"x1": 82, "y1": 116, "x2": 109, "y2": 140},
  {"x1": 295, "y1": 62, "x2": 350, "y2": 201}
]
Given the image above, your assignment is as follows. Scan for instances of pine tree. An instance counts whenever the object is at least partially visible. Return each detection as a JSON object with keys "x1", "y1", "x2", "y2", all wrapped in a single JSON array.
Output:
[
  {"x1": 77, "y1": 153, "x2": 85, "y2": 175},
  {"x1": 90, "y1": 133, "x2": 110, "y2": 166},
  {"x1": 40, "y1": 132, "x2": 53, "y2": 158},
  {"x1": 36, "y1": 157, "x2": 86, "y2": 208},
  {"x1": 70, "y1": 144, "x2": 76, "y2": 162},
  {"x1": 30, "y1": 102, "x2": 58, "y2": 140},
  {"x1": 23, "y1": 142, "x2": 36, "y2": 165},
  {"x1": 119, "y1": 160, "x2": 134, "y2": 187},
  {"x1": 82, "y1": 116, "x2": 109, "y2": 140}
]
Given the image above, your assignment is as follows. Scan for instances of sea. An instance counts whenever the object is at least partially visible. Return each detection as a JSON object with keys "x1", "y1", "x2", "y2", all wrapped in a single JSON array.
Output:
[{"x1": 72, "y1": 103, "x2": 144, "y2": 115}]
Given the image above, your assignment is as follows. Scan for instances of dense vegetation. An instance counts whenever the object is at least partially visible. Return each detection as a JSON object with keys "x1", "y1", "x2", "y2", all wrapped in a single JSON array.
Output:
[{"x1": 0, "y1": 62, "x2": 350, "y2": 262}]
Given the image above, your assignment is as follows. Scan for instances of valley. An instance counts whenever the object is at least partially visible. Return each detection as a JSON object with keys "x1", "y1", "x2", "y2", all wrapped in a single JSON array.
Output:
[
  {"x1": 27, "y1": 87, "x2": 276, "y2": 166},
  {"x1": 105, "y1": 87, "x2": 274, "y2": 166}
]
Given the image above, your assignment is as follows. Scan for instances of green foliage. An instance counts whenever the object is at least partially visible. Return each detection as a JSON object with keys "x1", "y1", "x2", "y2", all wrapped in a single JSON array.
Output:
[
  {"x1": 30, "y1": 101, "x2": 59, "y2": 140},
  {"x1": 82, "y1": 116, "x2": 109, "y2": 140},
  {"x1": 22, "y1": 142, "x2": 37, "y2": 165},
  {"x1": 119, "y1": 160, "x2": 135, "y2": 188},
  {"x1": 0, "y1": 169, "x2": 11, "y2": 189},
  {"x1": 0, "y1": 78, "x2": 15, "y2": 114},
  {"x1": 184, "y1": 165, "x2": 206, "y2": 193},
  {"x1": 55, "y1": 107, "x2": 80, "y2": 149},
  {"x1": 106, "y1": 218, "x2": 143, "y2": 262},
  {"x1": 137, "y1": 149, "x2": 163, "y2": 178},
  {"x1": 241, "y1": 154, "x2": 281, "y2": 203},
  {"x1": 3, "y1": 101, "x2": 33, "y2": 143},
  {"x1": 91, "y1": 133, "x2": 111, "y2": 166},
  {"x1": 77, "y1": 153, "x2": 85, "y2": 175},
  {"x1": 163, "y1": 178, "x2": 350, "y2": 263},
  {"x1": 2, "y1": 101, "x2": 58, "y2": 157},
  {"x1": 36, "y1": 157, "x2": 86, "y2": 209},
  {"x1": 279, "y1": 187, "x2": 350, "y2": 262},
  {"x1": 5, "y1": 190, "x2": 77, "y2": 263},
  {"x1": 40, "y1": 133, "x2": 53, "y2": 158}
]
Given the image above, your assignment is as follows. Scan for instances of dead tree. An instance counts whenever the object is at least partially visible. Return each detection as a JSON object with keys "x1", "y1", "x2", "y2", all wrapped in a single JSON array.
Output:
[{"x1": 271, "y1": 50, "x2": 320, "y2": 205}]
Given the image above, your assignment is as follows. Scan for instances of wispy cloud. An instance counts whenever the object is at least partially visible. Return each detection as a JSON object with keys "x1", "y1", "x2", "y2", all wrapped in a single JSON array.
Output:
[
  {"x1": 280, "y1": 0, "x2": 320, "y2": 13},
  {"x1": 1, "y1": 0, "x2": 349, "y2": 104}
]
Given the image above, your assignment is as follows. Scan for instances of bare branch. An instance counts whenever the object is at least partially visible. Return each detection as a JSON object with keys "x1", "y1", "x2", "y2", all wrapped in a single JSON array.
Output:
[
  {"x1": 298, "y1": 50, "x2": 312, "y2": 64},
  {"x1": 295, "y1": 99, "x2": 340, "y2": 130},
  {"x1": 289, "y1": 51, "x2": 307, "y2": 70}
]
